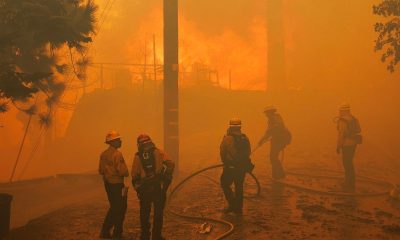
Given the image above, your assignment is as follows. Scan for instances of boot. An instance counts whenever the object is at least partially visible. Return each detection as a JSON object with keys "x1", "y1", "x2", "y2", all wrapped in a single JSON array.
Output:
[
  {"x1": 113, "y1": 228, "x2": 123, "y2": 239},
  {"x1": 112, "y1": 233, "x2": 123, "y2": 240},
  {"x1": 152, "y1": 236, "x2": 166, "y2": 240},
  {"x1": 100, "y1": 231, "x2": 112, "y2": 239},
  {"x1": 233, "y1": 209, "x2": 243, "y2": 216},
  {"x1": 223, "y1": 206, "x2": 235, "y2": 213}
]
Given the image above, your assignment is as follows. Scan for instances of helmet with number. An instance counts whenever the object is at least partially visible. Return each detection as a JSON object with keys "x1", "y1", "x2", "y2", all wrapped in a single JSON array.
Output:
[
  {"x1": 229, "y1": 118, "x2": 242, "y2": 127},
  {"x1": 105, "y1": 130, "x2": 121, "y2": 143}
]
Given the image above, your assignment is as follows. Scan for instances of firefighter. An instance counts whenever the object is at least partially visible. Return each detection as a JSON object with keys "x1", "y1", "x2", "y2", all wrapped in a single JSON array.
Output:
[
  {"x1": 99, "y1": 130, "x2": 129, "y2": 239},
  {"x1": 131, "y1": 134, "x2": 175, "y2": 240},
  {"x1": 336, "y1": 103, "x2": 362, "y2": 192},
  {"x1": 220, "y1": 118, "x2": 252, "y2": 215},
  {"x1": 258, "y1": 106, "x2": 291, "y2": 180}
]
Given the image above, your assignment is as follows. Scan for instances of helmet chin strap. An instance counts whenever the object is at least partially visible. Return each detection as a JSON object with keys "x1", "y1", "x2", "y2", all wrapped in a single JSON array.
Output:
[
  {"x1": 142, "y1": 151, "x2": 150, "y2": 160},
  {"x1": 139, "y1": 142, "x2": 156, "y2": 153}
]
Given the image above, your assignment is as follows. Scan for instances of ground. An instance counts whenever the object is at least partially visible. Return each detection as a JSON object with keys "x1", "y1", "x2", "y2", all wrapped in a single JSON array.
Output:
[{"x1": 4, "y1": 141, "x2": 400, "y2": 240}]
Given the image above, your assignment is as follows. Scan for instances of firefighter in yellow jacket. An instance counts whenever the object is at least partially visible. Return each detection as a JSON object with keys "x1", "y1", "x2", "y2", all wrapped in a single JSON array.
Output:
[
  {"x1": 99, "y1": 131, "x2": 129, "y2": 239},
  {"x1": 220, "y1": 118, "x2": 252, "y2": 215},
  {"x1": 336, "y1": 103, "x2": 362, "y2": 192},
  {"x1": 258, "y1": 106, "x2": 291, "y2": 180},
  {"x1": 131, "y1": 134, "x2": 175, "y2": 240}
]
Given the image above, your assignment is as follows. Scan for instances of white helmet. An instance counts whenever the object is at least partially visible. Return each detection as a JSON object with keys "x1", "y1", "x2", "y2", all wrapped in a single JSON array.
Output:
[{"x1": 105, "y1": 130, "x2": 121, "y2": 143}]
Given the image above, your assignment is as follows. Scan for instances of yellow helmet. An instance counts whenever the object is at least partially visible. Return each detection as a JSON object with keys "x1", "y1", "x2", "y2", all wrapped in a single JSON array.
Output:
[
  {"x1": 229, "y1": 118, "x2": 242, "y2": 127},
  {"x1": 263, "y1": 105, "x2": 277, "y2": 113},
  {"x1": 105, "y1": 130, "x2": 121, "y2": 143},
  {"x1": 339, "y1": 103, "x2": 351, "y2": 111}
]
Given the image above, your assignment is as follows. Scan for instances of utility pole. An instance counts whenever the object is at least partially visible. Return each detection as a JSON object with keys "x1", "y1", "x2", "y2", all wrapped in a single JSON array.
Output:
[
  {"x1": 163, "y1": 0, "x2": 179, "y2": 172},
  {"x1": 144, "y1": 39, "x2": 147, "y2": 91},
  {"x1": 229, "y1": 69, "x2": 232, "y2": 90},
  {"x1": 267, "y1": 0, "x2": 286, "y2": 92},
  {"x1": 100, "y1": 63, "x2": 104, "y2": 89},
  {"x1": 83, "y1": 79, "x2": 87, "y2": 95},
  {"x1": 153, "y1": 34, "x2": 157, "y2": 82}
]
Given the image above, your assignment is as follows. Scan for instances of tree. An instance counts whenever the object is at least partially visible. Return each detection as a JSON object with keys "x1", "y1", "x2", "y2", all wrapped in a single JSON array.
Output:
[
  {"x1": 374, "y1": 0, "x2": 400, "y2": 73},
  {"x1": 0, "y1": 0, "x2": 97, "y2": 122}
]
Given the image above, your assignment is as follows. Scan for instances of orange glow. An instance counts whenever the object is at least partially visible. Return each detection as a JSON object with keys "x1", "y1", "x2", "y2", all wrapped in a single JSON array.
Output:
[
  {"x1": 124, "y1": 7, "x2": 267, "y2": 90},
  {"x1": 1, "y1": 0, "x2": 400, "y2": 182}
]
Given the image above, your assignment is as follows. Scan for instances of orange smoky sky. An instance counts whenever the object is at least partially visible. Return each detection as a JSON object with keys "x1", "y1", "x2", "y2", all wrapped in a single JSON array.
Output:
[
  {"x1": 94, "y1": 0, "x2": 268, "y2": 90},
  {"x1": 1, "y1": 0, "x2": 400, "y2": 181}
]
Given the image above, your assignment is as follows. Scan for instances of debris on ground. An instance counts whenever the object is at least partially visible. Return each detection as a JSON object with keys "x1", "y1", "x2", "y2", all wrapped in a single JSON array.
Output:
[{"x1": 198, "y1": 222, "x2": 212, "y2": 234}]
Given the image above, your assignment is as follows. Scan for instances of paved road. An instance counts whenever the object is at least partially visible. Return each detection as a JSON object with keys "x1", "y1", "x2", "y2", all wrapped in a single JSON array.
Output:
[{"x1": 4, "y1": 145, "x2": 400, "y2": 240}]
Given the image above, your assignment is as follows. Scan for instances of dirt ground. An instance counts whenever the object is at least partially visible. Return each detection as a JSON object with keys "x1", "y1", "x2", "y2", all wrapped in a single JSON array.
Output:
[{"x1": 5, "y1": 141, "x2": 400, "y2": 240}]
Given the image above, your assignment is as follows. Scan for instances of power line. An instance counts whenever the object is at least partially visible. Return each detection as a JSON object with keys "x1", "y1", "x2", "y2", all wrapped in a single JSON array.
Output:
[
  {"x1": 17, "y1": 126, "x2": 47, "y2": 180},
  {"x1": 90, "y1": 62, "x2": 163, "y2": 67},
  {"x1": 9, "y1": 113, "x2": 33, "y2": 182},
  {"x1": 98, "y1": 0, "x2": 112, "y2": 31},
  {"x1": 15, "y1": 0, "x2": 119, "y2": 180},
  {"x1": 97, "y1": 0, "x2": 117, "y2": 37},
  {"x1": 67, "y1": 0, "x2": 117, "y2": 84}
]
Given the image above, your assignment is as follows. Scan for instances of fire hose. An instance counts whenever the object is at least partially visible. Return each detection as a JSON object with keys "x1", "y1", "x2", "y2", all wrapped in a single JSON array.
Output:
[
  {"x1": 282, "y1": 168, "x2": 394, "y2": 197},
  {"x1": 166, "y1": 164, "x2": 261, "y2": 240},
  {"x1": 166, "y1": 163, "x2": 394, "y2": 240},
  {"x1": 254, "y1": 144, "x2": 393, "y2": 197}
]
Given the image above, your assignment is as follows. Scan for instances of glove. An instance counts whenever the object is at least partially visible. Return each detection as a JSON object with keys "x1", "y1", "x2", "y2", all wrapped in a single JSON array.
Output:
[
  {"x1": 246, "y1": 162, "x2": 255, "y2": 173},
  {"x1": 135, "y1": 186, "x2": 143, "y2": 198},
  {"x1": 243, "y1": 159, "x2": 254, "y2": 173},
  {"x1": 336, "y1": 147, "x2": 341, "y2": 154},
  {"x1": 134, "y1": 181, "x2": 145, "y2": 199},
  {"x1": 162, "y1": 177, "x2": 172, "y2": 192}
]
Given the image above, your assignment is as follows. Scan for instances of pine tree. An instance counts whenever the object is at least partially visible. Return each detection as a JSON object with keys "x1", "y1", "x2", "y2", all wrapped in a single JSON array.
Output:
[
  {"x1": 374, "y1": 0, "x2": 400, "y2": 72},
  {"x1": 0, "y1": 0, "x2": 97, "y2": 119}
]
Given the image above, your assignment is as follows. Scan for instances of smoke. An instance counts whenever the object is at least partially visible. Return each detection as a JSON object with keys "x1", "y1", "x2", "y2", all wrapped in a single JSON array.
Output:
[
  {"x1": 91, "y1": 0, "x2": 267, "y2": 90},
  {"x1": 180, "y1": 0, "x2": 264, "y2": 37},
  {"x1": 2, "y1": 0, "x2": 400, "y2": 181}
]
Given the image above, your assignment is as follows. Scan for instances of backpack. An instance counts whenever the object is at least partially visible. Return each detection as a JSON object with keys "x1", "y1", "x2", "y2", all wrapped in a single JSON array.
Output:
[
  {"x1": 137, "y1": 150, "x2": 158, "y2": 184},
  {"x1": 281, "y1": 128, "x2": 292, "y2": 146},
  {"x1": 269, "y1": 114, "x2": 291, "y2": 147},
  {"x1": 340, "y1": 116, "x2": 362, "y2": 144},
  {"x1": 349, "y1": 117, "x2": 361, "y2": 135},
  {"x1": 231, "y1": 134, "x2": 254, "y2": 172}
]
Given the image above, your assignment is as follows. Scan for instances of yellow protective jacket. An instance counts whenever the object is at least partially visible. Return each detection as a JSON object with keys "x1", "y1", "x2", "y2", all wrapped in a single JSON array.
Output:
[
  {"x1": 131, "y1": 148, "x2": 175, "y2": 190},
  {"x1": 99, "y1": 146, "x2": 129, "y2": 184},
  {"x1": 337, "y1": 115, "x2": 358, "y2": 147}
]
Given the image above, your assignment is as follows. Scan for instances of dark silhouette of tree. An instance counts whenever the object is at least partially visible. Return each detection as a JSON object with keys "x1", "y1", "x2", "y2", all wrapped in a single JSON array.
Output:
[
  {"x1": 374, "y1": 0, "x2": 400, "y2": 73},
  {"x1": 0, "y1": 0, "x2": 97, "y2": 119}
]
